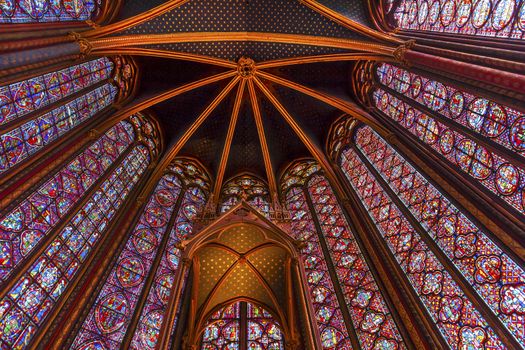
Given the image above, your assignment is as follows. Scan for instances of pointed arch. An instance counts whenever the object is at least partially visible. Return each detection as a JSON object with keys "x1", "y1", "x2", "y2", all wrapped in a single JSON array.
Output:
[
  {"x1": 0, "y1": 113, "x2": 159, "y2": 349},
  {"x1": 66, "y1": 157, "x2": 211, "y2": 350},
  {"x1": 0, "y1": 55, "x2": 138, "y2": 187},
  {"x1": 331, "y1": 116, "x2": 525, "y2": 348},
  {"x1": 219, "y1": 173, "x2": 271, "y2": 216},
  {"x1": 374, "y1": 0, "x2": 525, "y2": 40},
  {"x1": 280, "y1": 159, "x2": 409, "y2": 350}
]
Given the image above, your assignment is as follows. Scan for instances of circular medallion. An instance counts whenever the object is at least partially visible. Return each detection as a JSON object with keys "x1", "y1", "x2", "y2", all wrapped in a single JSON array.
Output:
[
  {"x1": 472, "y1": 0, "x2": 492, "y2": 28},
  {"x1": 482, "y1": 102, "x2": 507, "y2": 137},
  {"x1": 405, "y1": 108, "x2": 416, "y2": 128},
  {"x1": 495, "y1": 163, "x2": 520, "y2": 195},
  {"x1": 492, "y1": 0, "x2": 515, "y2": 30},
  {"x1": 155, "y1": 189, "x2": 176, "y2": 207},
  {"x1": 467, "y1": 98, "x2": 489, "y2": 131},
  {"x1": 411, "y1": 76, "x2": 422, "y2": 98},
  {"x1": 423, "y1": 81, "x2": 447, "y2": 111},
  {"x1": 449, "y1": 91, "x2": 465, "y2": 118},
  {"x1": 509, "y1": 117, "x2": 525, "y2": 151},
  {"x1": 456, "y1": 0, "x2": 473, "y2": 27},
  {"x1": 144, "y1": 206, "x2": 167, "y2": 228},
  {"x1": 428, "y1": 0, "x2": 441, "y2": 24},
  {"x1": 132, "y1": 229, "x2": 158, "y2": 254},
  {"x1": 439, "y1": 129, "x2": 455, "y2": 154},
  {"x1": 418, "y1": 1, "x2": 429, "y2": 24},
  {"x1": 441, "y1": 0, "x2": 456, "y2": 26},
  {"x1": 116, "y1": 257, "x2": 144, "y2": 288},
  {"x1": 95, "y1": 293, "x2": 129, "y2": 333},
  {"x1": 155, "y1": 274, "x2": 174, "y2": 304}
]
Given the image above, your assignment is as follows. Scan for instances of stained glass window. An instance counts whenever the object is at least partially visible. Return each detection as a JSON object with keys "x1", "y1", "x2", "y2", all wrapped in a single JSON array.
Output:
[
  {"x1": 0, "y1": 0, "x2": 102, "y2": 23},
  {"x1": 0, "y1": 125, "x2": 151, "y2": 350},
  {"x1": 385, "y1": 0, "x2": 525, "y2": 39},
  {"x1": 201, "y1": 302, "x2": 241, "y2": 349},
  {"x1": 71, "y1": 174, "x2": 183, "y2": 349},
  {"x1": 219, "y1": 174, "x2": 270, "y2": 216},
  {"x1": 282, "y1": 161, "x2": 406, "y2": 350},
  {"x1": 71, "y1": 159, "x2": 210, "y2": 349},
  {"x1": 200, "y1": 301, "x2": 284, "y2": 350},
  {"x1": 374, "y1": 63, "x2": 525, "y2": 216},
  {"x1": 130, "y1": 186, "x2": 207, "y2": 349},
  {"x1": 337, "y1": 123, "x2": 525, "y2": 348},
  {"x1": 0, "y1": 58, "x2": 118, "y2": 174},
  {"x1": 0, "y1": 120, "x2": 134, "y2": 281}
]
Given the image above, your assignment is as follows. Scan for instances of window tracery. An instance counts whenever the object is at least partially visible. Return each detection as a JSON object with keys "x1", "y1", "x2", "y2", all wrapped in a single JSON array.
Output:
[
  {"x1": 282, "y1": 161, "x2": 406, "y2": 350},
  {"x1": 0, "y1": 0, "x2": 103, "y2": 23},
  {"x1": 219, "y1": 174, "x2": 270, "y2": 216},
  {"x1": 0, "y1": 120, "x2": 135, "y2": 281},
  {"x1": 335, "y1": 122, "x2": 525, "y2": 348},
  {"x1": 0, "y1": 116, "x2": 155, "y2": 349},
  {"x1": 0, "y1": 57, "x2": 126, "y2": 175},
  {"x1": 384, "y1": 0, "x2": 525, "y2": 39},
  {"x1": 200, "y1": 301, "x2": 284, "y2": 350},
  {"x1": 372, "y1": 63, "x2": 525, "y2": 217},
  {"x1": 71, "y1": 158, "x2": 210, "y2": 350}
]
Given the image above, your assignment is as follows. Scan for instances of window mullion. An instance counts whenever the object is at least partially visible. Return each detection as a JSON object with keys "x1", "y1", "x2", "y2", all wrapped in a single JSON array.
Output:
[{"x1": 302, "y1": 184, "x2": 361, "y2": 350}]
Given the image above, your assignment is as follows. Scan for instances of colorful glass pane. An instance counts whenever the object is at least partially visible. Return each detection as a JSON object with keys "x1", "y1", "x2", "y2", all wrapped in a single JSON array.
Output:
[
  {"x1": 387, "y1": 0, "x2": 525, "y2": 39},
  {"x1": 353, "y1": 126, "x2": 525, "y2": 347},
  {"x1": 201, "y1": 302, "x2": 284, "y2": 350},
  {"x1": 130, "y1": 186, "x2": 207, "y2": 350},
  {"x1": 377, "y1": 63, "x2": 525, "y2": 155},
  {"x1": 71, "y1": 174, "x2": 183, "y2": 349},
  {"x1": 0, "y1": 121, "x2": 134, "y2": 281},
  {"x1": 201, "y1": 302, "x2": 241, "y2": 349},
  {"x1": 0, "y1": 82, "x2": 118, "y2": 174},
  {"x1": 220, "y1": 175, "x2": 271, "y2": 216},
  {"x1": 374, "y1": 64, "x2": 525, "y2": 216},
  {"x1": 0, "y1": 142, "x2": 150, "y2": 349},
  {"x1": 285, "y1": 187, "x2": 353, "y2": 349},
  {"x1": 0, "y1": 0, "x2": 100, "y2": 23},
  {"x1": 0, "y1": 58, "x2": 113, "y2": 127},
  {"x1": 307, "y1": 174, "x2": 406, "y2": 350},
  {"x1": 247, "y1": 303, "x2": 284, "y2": 350},
  {"x1": 340, "y1": 144, "x2": 505, "y2": 349}
]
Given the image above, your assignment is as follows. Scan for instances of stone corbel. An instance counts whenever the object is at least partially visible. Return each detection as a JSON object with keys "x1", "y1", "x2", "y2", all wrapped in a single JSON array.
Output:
[
  {"x1": 393, "y1": 39, "x2": 415, "y2": 67},
  {"x1": 68, "y1": 32, "x2": 93, "y2": 58}
]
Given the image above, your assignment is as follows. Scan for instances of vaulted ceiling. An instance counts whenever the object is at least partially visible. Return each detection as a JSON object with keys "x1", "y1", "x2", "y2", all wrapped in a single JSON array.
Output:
[{"x1": 107, "y1": 0, "x2": 397, "y2": 194}]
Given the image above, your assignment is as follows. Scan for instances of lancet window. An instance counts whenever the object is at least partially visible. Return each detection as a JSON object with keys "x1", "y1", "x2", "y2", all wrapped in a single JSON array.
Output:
[
  {"x1": 282, "y1": 161, "x2": 406, "y2": 350},
  {"x1": 219, "y1": 174, "x2": 270, "y2": 216},
  {"x1": 70, "y1": 158, "x2": 210, "y2": 350},
  {"x1": 0, "y1": 57, "x2": 130, "y2": 175},
  {"x1": 200, "y1": 301, "x2": 284, "y2": 350},
  {"x1": 335, "y1": 121, "x2": 525, "y2": 348},
  {"x1": 372, "y1": 62, "x2": 525, "y2": 217},
  {"x1": 0, "y1": 115, "x2": 157, "y2": 349},
  {"x1": 383, "y1": 0, "x2": 525, "y2": 39},
  {"x1": 0, "y1": 0, "x2": 104, "y2": 23}
]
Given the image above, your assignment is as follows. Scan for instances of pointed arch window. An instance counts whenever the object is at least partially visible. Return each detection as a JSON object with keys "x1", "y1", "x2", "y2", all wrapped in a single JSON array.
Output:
[
  {"x1": 200, "y1": 301, "x2": 285, "y2": 350},
  {"x1": 219, "y1": 174, "x2": 270, "y2": 216},
  {"x1": 0, "y1": 1, "x2": 103, "y2": 23},
  {"x1": 282, "y1": 161, "x2": 406, "y2": 350},
  {"x1": 0, "y1": 119, "x2": 134, "y2": 281},
  {"x1": 383, "y1": 0, "x2": 525, "y2": 39},
  {"x1": 0, "y1": 57, "x2": 127, "y2": 175},
  {"x1": 372, "y1": 62, "x2": 525, "y2": 217},
  {"x1": 0, "y1": 116, "x2": 156, "y2": 349},
  {"x1": 70, "y1": 158, "x2": 210, "y2": 350},
  {"x1": 337, "y1": 123, "x2": 525, "y2": 348}
]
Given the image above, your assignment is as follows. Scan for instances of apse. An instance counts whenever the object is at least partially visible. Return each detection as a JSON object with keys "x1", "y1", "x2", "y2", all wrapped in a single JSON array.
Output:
[{"x1": 0, "y1": 1, "x2": 524, "y2": 349}]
